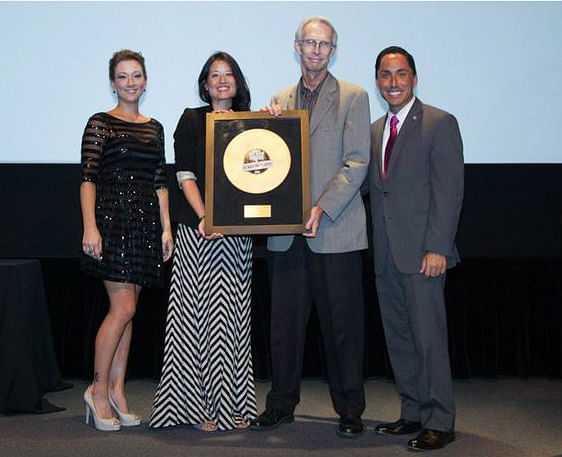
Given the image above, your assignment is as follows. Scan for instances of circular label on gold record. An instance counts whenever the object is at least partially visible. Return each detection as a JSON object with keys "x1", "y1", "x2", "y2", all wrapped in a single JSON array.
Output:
[{"x1": 223, "y1": 128, "x2": 291, "y2": 194}]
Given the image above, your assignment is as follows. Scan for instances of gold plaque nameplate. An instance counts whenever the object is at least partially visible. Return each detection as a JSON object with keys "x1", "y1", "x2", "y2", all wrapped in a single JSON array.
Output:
[{"x1": 244, "y1": 205, "x2": 272, "y2": 218}]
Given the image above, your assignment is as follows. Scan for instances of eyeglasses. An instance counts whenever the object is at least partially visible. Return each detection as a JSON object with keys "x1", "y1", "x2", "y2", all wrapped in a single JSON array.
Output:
[{"x1": 299, "y1": 39, "x2": 335, "y2": 51}]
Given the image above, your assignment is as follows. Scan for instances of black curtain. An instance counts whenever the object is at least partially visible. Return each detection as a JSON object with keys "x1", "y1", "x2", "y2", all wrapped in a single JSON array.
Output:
[{"x1": 40, "y1": 254, "x2": 562, "y2": 382}]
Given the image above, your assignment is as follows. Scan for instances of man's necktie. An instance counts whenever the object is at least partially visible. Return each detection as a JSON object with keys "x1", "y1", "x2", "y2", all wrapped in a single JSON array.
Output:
[{"x1": 383, "y1": 115, "x2": 399, "y2": 179}]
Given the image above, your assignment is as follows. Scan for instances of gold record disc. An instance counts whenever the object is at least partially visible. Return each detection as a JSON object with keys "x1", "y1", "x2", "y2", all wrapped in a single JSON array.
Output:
[{"x1": 223, "y1": 128, "x2": 291, "y2": 194}]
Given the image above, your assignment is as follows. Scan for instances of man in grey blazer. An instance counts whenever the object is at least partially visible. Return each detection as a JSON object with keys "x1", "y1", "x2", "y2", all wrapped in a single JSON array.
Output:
[
  {"x1": 368, "y1": 46, "x2": 464, "y2": 451},
  {"x1": 249, "y1": 16, "x2": 370, "y2": 437}
]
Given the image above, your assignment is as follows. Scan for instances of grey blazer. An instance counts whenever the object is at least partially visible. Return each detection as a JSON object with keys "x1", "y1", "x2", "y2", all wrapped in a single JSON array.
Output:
[
  {"x1": 368, "y1": 98, "x2": 464, "y2": 274},
  {"x1": 267, "y1": 73, "x2": 371, "y2": 254}
]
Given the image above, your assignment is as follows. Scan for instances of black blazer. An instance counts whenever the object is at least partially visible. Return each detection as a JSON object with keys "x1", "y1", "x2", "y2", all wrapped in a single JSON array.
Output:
[{"x1": 173, "y1": 105, "x2": 212, "y2": 227}]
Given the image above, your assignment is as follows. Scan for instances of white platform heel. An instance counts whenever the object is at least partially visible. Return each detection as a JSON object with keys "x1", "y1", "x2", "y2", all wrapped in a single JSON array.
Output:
[
  {"x1": 84, "y1": 387, "x2": 121, "y2": 431},
  {"x1": 109, "y1": 394, "x2": 141, "y2": 426}
]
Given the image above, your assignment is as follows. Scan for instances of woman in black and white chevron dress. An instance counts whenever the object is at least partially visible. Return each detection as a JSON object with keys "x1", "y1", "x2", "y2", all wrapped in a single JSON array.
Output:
[{"x1": 149, "y1": 52, "x2": 256, "y2": 432}]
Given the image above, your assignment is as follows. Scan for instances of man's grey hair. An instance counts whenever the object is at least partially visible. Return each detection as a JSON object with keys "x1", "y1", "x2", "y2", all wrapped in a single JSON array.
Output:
[{"x1": 294, "y1": 16, "x2": 338, "y2": 46}]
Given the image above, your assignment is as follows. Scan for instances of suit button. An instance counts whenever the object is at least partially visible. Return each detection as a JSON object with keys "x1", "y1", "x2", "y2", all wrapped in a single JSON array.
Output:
[{"x1": 383, "y1": 191, "x2": 389, "y2": 197}]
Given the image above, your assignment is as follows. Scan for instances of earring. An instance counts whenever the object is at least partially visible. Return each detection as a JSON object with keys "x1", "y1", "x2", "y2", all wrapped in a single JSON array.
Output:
[{"x1": 112, "y1": 90, "x2": 116, "y2": 94}]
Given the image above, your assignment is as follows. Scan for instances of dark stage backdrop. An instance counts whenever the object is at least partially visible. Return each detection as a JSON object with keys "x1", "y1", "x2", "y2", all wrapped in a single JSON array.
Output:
[
  {"x1": 1, "y1": 164, "x2": 561, "y2": 259},
  {"x1": 38, "y1": 255, "x2": 561, "y2": 381},
  {"x1": 1, "y1": 164, "x2": 561, "y2": 380}
]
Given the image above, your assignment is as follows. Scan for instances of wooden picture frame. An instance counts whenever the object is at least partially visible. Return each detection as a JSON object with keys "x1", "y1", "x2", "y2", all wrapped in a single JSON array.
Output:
[{"x1": 205, "y1": 110, "x2": 310, "y2": 235}]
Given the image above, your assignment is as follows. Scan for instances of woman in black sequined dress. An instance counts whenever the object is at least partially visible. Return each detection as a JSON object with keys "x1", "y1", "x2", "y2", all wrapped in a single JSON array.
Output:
[{"x1": 79, "y1": 50, "x2": 173, "y2": 431}]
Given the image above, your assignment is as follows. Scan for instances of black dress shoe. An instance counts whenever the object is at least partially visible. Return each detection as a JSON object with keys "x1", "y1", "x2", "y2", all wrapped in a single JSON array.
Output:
[
  {"x1": 337, "y1": 415, "x2": 364, "y2": 438},
  {"x1": 249, "y1": 410, "x2": 294, "y2": 431},
  {"x1": 408, "y1": 428, "x2": 455, "y2": 451},
  {"x1": 375, "y1": 418, "x2": 422, "y2": 435}
]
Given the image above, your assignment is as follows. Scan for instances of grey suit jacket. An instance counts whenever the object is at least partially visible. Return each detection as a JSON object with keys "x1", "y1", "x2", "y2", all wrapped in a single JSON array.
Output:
[
  {"x1": 268, "y1": 73, "x2": 371, "y2": 254},
  {"x1": 368, "y1": 98, "x2": 464, "y2": 274}
]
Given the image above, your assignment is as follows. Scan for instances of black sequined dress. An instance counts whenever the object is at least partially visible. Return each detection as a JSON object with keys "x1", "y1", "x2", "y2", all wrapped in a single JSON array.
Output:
[{"x1": 80, "y1": 112, "x2": 167, "y2": 287}]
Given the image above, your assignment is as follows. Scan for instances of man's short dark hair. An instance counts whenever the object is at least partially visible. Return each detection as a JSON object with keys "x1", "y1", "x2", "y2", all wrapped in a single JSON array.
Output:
[{"x1": 375, "y1": 46, "x2": 417, "y2": 76}]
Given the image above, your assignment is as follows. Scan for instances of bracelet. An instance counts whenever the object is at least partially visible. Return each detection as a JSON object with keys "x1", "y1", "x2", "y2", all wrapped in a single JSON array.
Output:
[{"x1": 198, "y1": 215, "x2": 205, "y2": 222}]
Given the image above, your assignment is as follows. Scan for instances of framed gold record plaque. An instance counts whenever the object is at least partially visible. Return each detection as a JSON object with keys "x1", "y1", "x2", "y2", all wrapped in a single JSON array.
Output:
[{"x1": 205, "y1": 110, "x2": 310, "y2": 235}]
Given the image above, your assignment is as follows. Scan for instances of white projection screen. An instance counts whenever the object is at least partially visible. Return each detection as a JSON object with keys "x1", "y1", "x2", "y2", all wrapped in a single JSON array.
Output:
[{"x1": 1, "y1": 1, "x2": 561, "y2": 164}]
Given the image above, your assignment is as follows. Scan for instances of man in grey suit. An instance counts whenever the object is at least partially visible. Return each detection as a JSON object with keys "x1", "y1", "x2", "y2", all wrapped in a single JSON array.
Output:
[
  {"x1": 367, "y1": 46, "x2": 464, "y2": 451},
  {"x1": 249, "y1": 16, "x2": 370, "y2": 437}
]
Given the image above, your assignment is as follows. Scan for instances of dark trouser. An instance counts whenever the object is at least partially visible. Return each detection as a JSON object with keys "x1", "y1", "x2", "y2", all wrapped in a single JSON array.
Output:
[
  {"x1": 376, "y1": 249, "x2": 455, "y2": 432},
  {"x1": 265, "y1": 236, "x2": 365, "y2": 418}
]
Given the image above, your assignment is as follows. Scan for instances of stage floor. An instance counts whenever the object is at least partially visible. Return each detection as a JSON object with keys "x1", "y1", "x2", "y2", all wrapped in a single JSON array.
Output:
[{"x1": 1, "y1": 378, "x2": 561, "y2": 457}]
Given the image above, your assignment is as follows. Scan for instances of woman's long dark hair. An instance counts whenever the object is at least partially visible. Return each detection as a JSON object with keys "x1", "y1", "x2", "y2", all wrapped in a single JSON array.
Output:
[{"x1": 198, "y1": 51, "x2": 251, "y2": 111}]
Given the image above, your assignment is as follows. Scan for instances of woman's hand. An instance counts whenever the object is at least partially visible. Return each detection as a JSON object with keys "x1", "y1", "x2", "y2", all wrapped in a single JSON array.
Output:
[
  {"x1": 161, "y1": 230, "x2": 174, "y2": 262},
  {"x1": 82, "y1": 227, "x2": 102, "y2": 261},
  {"x1": 198, "y1": 217, "x2": 223, "y2": 240}
]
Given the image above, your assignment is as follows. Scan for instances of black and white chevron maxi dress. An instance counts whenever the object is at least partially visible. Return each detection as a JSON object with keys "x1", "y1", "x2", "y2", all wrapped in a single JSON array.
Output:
[{"x1": 149, "y1": 224, "x2": 257, "y2": 430}]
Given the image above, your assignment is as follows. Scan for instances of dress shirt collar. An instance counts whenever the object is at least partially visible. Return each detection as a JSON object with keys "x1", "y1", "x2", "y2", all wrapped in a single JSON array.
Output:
[{"x1": 385, "y1": 96, "x2": 416, "y2": 133}]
